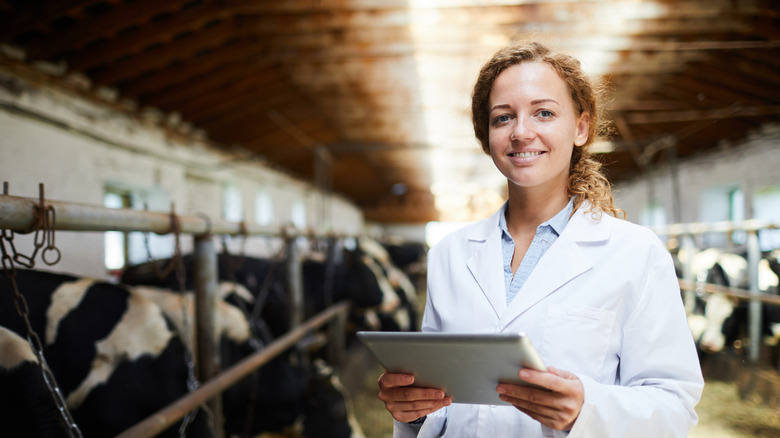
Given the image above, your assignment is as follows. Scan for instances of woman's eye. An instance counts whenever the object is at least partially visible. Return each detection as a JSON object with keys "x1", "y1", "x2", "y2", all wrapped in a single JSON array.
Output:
[
  {"x1": 538, "y1": 110, "x2": 554, "y2": 118},
  {"x1": 493, "y1": 114, "x2": 511, "y2": 125}
]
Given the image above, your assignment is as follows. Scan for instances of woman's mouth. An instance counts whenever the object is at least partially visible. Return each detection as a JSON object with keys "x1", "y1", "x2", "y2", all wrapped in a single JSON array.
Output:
[{"x1": 508, "y1": 151, "x2": 543, "y2": 158}]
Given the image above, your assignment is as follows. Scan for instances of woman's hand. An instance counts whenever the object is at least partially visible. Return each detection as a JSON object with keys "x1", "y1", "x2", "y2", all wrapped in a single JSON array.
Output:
[
  {"x1": 496, "y1": 366, "x2": 584, "y2": 431},
  {"x1": 378, "y1": 371, "x2": 452, "y2": 423}
]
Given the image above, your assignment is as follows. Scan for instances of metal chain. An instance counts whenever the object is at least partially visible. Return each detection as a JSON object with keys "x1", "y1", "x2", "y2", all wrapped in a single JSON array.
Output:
[
  {"x1": 161, "y1": 208, "x2": 203, "y2": 438},
  {"x1": 138, "y1": 205, "x2": 206, "y2": 436},
  {"x1": 1, "y1": 182, "x2": 82, "y2": 438}
]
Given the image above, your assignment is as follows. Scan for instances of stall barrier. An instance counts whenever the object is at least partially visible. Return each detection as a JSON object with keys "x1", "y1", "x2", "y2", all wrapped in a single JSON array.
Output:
[
  {"x1": 0, "y1": 185, "x2": 351, "y2": 438},
  {"x1": 653, "y1": 220, "x2": 780, "y2": 365}
]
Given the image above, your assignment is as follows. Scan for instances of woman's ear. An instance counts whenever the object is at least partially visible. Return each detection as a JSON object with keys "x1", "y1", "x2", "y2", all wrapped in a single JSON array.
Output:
[{"x1": 574, "y1": 112, "x2": 590, "y2": 147}]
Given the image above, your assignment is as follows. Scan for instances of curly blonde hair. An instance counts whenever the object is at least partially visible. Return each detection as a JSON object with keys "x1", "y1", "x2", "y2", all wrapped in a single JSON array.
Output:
[{"x1": 471, "y1": 42, "x2": 625, "y2": 219}]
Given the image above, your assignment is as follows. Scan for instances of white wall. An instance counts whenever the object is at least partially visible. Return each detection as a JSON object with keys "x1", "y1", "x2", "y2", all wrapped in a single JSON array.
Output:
[{"x1": 0, "y1": 62, "x2": 364, "y2": 279}]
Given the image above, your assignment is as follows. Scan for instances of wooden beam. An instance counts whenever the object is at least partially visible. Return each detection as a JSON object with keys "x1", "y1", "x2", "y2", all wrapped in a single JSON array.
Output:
[
  {"x1": 685, "y1": 60, "x2": 780, "y2": 102},
  {"x1": 120, "y1": 38, "x2": 270, "y2": 97},
  {"x1": 0, "y1": 0, "x2": 100, "y2": 40},
  {"x1": 88, "y1": 19, "x2": 252, "y2": 85},
  {"x1": 622, "y1": 105, "x2": 780, "y2": 124},
  {"x1": 141, "y1": 62, "x2": 281, "y2": 110},
  {"x1": 182, "y1": 75, "x2": 294, "y2": 124},
  {"x1": 28, "y1": 0, "x2": 197, "y2": 59},
  {"x1": 65, "y1": 2, "x2": 235, "y2": 70}
]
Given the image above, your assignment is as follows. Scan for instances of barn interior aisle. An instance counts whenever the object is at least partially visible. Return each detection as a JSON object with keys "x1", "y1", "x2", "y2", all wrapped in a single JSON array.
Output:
[{"x1": 2, "y1": 0, "x2": 780, "y2": 437}]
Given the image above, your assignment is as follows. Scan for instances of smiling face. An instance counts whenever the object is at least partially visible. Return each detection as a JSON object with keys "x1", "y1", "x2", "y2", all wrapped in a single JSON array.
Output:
[{"x1": 488, "y1": 61, "x2": 590, "y2": 198}]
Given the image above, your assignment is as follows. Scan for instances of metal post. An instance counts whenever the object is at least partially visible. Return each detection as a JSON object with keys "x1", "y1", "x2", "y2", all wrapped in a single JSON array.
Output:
[
  {"x1": 193, "y1": 234, "x2": 223, "y2": 437},
  {"x1": 746, "y1": 230, "x2": 762, "y2": 363},
  {"x1": 286, "y1": 236, "x2": 304, "y2": 330},
  {"x1": 328, "y1": 306, "x2": 347, "y2": 370},
  {"x1": 680, "y1": 234, "x2": 697, "y2": 314}
]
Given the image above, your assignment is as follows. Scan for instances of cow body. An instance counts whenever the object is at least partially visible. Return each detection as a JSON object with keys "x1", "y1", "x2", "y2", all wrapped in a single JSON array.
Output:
[
  {"x1": 680, "y1": 249, "x2": 780, "y2": 365},
  {"x1": 0, "y1": 270, "x2": 209, "y2": 437},
  {"x1": 121, "y1": 247, "x2": 378, "y2": 437}
]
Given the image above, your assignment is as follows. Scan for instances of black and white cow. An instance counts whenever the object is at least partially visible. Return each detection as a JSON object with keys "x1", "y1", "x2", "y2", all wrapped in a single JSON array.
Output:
[
  {"x1": 0, "y1": 269, "x2": 211, "y2": 437},
  {"x1": 680, "y1": 248, "x2": 780, "y2": 361},
  {"x1": 1, "y1": 267, "x2": 366, "y2": 438},
  {"x1": 0, "y1": 326, "x2": 69, "y2": 437},
  {"x1": 120, "y1": 247, "x2": 384, "y2": 437}
]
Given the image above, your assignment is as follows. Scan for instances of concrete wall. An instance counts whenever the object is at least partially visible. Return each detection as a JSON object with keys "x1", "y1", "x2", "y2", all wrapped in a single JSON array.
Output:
[{"x1": 0, "y1": 62, "x2": 364, "y2": 279}]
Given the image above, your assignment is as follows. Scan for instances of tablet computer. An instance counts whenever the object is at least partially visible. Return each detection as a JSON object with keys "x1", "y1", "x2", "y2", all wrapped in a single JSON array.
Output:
[{"x1": 357, "y1": 331, "x2": 546, "y2": 406}]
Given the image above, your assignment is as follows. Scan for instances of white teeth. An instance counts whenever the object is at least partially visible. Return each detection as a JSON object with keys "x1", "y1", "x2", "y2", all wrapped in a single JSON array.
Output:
[{"x1": 510, "y1": 151, "x2": 541, "y2": 158}]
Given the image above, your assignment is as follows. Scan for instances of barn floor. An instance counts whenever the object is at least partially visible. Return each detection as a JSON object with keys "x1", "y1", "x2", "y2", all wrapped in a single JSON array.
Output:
[{"x1": 340, "y1": 347, "x2": 780, "y2": 438}]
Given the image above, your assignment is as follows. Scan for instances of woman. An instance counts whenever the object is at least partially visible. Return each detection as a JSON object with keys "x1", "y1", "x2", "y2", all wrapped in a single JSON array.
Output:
[{"x1": 377, "y1": 42, "x2": 703, "y2": 437}]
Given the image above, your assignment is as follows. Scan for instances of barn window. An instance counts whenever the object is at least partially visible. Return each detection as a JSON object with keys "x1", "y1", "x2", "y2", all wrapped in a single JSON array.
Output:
[
  {"x1": 255, "y1": 189, "x2": 274, "y2": 225},
  {"x1": 700, "y1": 185, "x2": 744, "y2": 248},
  {"x1": 754, "y1": 186, "x2": 780, "y2": 250},
  {"x1": 729, "y1": 188, "x2": 746, "y2": 245},
  {"x1": 222, "y1": 183, "x2": 243, "y2": 222},
  {"x1": 104, "y1": 189, "x2": 130, "y2": 271},
  {"x1": 291, "y1": 199, "x2": 306, "y2": 230}
]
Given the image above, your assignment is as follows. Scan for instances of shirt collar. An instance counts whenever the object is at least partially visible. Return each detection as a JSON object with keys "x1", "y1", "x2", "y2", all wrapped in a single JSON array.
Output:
[{"x1": 498, "y1": 197, "x2": 574, "y2": 237}]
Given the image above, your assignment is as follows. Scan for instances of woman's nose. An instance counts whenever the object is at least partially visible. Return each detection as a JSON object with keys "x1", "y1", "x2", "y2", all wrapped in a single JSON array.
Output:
[{"x1": 510, "y1": 117, "x2": 533, "y2": 141}]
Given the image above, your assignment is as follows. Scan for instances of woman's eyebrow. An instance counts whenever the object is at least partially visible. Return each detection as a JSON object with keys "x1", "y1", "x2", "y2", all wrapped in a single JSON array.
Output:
[
  {"x1": 531, "y1": 98, "x2": 558, "y2": 106},
  {"x1": 490, "y1": 103, "x2": 510, "y2": 111},
  {"x1": 490, "y1": 99, "x2": 559, "y2": 112}
]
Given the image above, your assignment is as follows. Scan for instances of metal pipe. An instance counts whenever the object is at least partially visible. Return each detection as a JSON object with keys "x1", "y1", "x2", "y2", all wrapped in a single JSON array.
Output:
[
  {"x1": 0, "y1": 194, "x2": 296, "y2": 236},
  {"x1": 680, "y1": 234, "x2": 697, "y2": 314},
  {"x1": 286, "y1": 236, "x2": 304, "y2": 330},
  {"x1": 652, "y1": 218, "x2": 780, "y2": 237},
  {"x1": 746, "y1": 230, "x2": 763, "y2": 363},
  {"x1": 115, "y1": 301, "x2": 350, "y2": 438},
  {"x1": 678, "y1": 280, "x2": 780, "y2": 306},
  {"x1": 192, "y1": 234, "x2": 223, "y2": 437}
]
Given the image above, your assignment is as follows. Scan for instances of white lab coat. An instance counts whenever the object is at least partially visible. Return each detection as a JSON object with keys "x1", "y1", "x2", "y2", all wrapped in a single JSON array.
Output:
[{"x1": 394, "y1": 202, "x2": 703, "y2": 438}]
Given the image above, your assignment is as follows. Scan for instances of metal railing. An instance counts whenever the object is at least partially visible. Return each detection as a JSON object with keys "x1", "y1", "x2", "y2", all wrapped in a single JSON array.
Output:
[
  {"x1": 0, "y1": 188, "x2": 352, "y2": 438},
  {"x1": 653, "y1": 220, "x2": 780, "y2": 365}
]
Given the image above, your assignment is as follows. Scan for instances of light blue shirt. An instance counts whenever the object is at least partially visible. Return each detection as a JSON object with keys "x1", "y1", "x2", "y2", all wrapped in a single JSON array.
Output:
[{"x1": 499, "y1": 198, "x2": 574, "y2": 304}]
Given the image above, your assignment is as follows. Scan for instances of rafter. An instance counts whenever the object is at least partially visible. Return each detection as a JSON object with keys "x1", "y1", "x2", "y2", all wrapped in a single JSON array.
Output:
[{"x1": 621, "y1": 105, "x2": 780, "y2": 124}]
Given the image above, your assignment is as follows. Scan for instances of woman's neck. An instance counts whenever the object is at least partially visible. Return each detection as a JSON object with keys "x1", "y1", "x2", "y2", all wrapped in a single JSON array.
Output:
[{"x1": 504, "y1": 184, "x2": 569, "y2": 235}]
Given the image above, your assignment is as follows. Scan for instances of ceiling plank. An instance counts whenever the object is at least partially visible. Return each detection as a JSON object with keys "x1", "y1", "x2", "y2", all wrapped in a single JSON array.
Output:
[
  {"x1": 87, "y1": 19, "x2": 252, "y2": 85},
  {"x1": 0, "y1": 0, "x2": 101, "y2": 40},
  {"x1": 141, "y1": 62, "x2": 281, "y2": 110},
  {"x1": 622, "y1": 105, "x2": 780, "y2": 124},
  {"x1": 65, "y1": 2, "x2": 236, "y2": 70},
  {"x1": 120, "y1": 38, "x2": 270, "y2": 97},
  {"x1": 28, "y1": 0, "x2": 198, "y2": 60}
]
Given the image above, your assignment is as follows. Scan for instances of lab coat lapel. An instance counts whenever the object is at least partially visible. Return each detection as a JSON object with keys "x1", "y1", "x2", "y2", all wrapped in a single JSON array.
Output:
[
  {"x1": 466, "y1": 207, "x2": 507, "y2": 318},
  {"x1": 501, "y1": 204, "x2": 610, "y2": 326}
]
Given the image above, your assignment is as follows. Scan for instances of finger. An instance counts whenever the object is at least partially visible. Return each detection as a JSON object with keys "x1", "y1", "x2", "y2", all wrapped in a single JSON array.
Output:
[
  {"x1": 511, "y1": 404, "x2": 569, "y2": 430},
  {"x1": 379, "y1": 387, "x2": 448, "y2": 403},
  {"x1": 548, "y1": 366, "x2": 577, "y2": 380},
  {"x1": 496, "y1": 385, "x2": 557, "y2": 408},
  {"x1": 387, "y1": 399, "x2": 451, "y2": 423},
  {"x1": 378, "y1": 372, "x2": 415, "y2": 389},
  {"x1": 518, "y1": 368, "x2": 577, "y2": 394},
  {"x1": 501, "y1": 395, "x2": 579, "y2": 431},
  {"x1": 498, "y1": 392, "x2": 557, "y2": 416}
]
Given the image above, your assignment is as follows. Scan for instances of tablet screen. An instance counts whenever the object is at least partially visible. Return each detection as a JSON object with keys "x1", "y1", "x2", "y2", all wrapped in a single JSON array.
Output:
[{"x1": 357, "y1": 331, "x2": 546, "y2": 405}]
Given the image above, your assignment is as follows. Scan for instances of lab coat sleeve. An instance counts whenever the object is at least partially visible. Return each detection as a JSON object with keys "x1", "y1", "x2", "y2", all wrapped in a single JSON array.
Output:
[{"x1": 566, "y1": 253, "x2": 704, "y2": 438}]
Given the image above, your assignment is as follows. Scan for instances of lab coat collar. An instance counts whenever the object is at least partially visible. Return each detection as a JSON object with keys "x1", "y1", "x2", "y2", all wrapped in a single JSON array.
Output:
[{"x1": 465, "y1": 201, "x2": 612, "y2": 324}]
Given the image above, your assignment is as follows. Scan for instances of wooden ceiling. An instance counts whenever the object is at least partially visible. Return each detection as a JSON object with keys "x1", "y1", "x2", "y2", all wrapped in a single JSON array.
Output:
[{"x1": 1, "y1": 0, "x2": 779, "y2": 223}]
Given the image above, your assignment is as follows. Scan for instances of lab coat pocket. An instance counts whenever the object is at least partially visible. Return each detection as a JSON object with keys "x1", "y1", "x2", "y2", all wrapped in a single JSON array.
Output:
[{"x1": 540, "y1": 305, "x2": 616, "y2": 377}]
